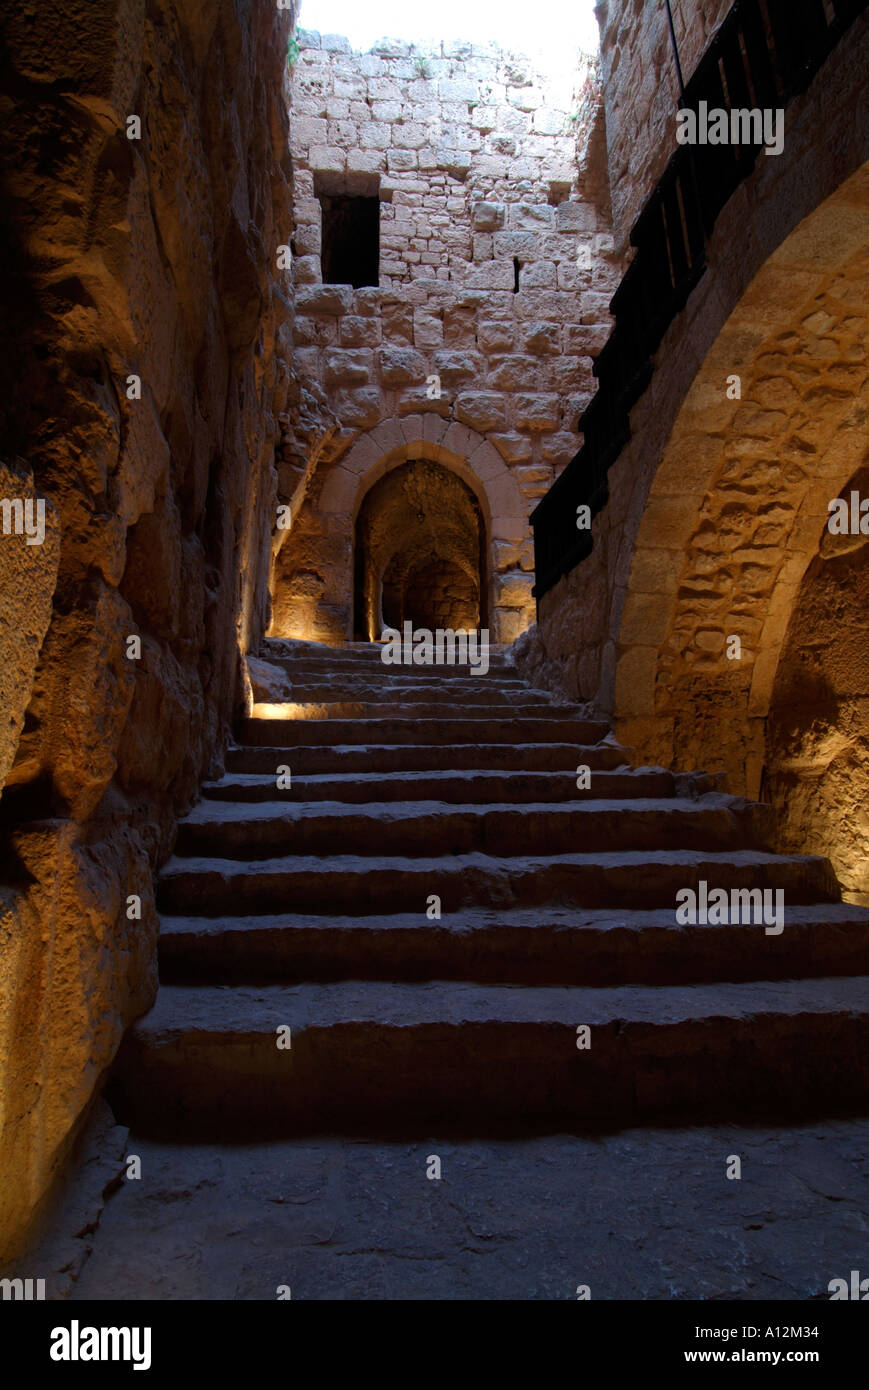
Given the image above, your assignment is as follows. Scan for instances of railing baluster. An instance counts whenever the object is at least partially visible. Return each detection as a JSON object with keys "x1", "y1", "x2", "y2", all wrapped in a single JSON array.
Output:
[{"x1": 738, "y1": 0, "x2": 779, "y2": 109}]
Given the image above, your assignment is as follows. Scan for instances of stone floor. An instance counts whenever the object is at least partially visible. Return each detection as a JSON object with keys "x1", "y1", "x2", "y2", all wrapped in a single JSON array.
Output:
[{"x1": 62, "y1": 1120, "x2": 869, "y2": 1301}]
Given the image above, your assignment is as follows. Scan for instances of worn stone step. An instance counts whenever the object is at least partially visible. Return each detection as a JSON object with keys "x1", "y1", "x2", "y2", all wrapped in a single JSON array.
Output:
[
  {"x1": 271, "y1": 664, "x2": 527, "y2": 683},
  {"x1": 239, "y1": 715, "x2": 612, "y2": 747},
  {"x1": 281, "y1": 683, "x2": 559, "y2": 704},
  {"x1": 108, "y1": 976, "x2": 869, "y2": 1138},
  {"x1": 269, "y1": 666, "x2": 525, "y2": 686},
  {"x1": 174, "y1": 795, "x2": 773, "y2": 861},
  {"x1": 158, "y1": 902, "x2": 869, "y2": 988},
  {"x1": 252, "y1": 700, "x2": 575, "y2": 721},
  {"x1": 157, "y1": 848, "x2": 838, "y2": 916},
  {"x1": 201, "y1": 767, "x2": 677, "y2": 804},
  {"x1": 263, "y1": 639, "x2": 513, "y2": 657},
  {"x1": 224, "y1": 741, "x2": 631, "y2": 776},
  {"x1": 263, "y1": 653, "x2": 518, "y2": 677}
]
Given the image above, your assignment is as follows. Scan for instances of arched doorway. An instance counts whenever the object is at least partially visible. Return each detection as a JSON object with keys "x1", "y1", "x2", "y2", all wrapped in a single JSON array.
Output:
[
  {"x1": 606, "y1": 162, "x2": 869, "y2": 795},
  {"x1": 762, "y1": 457, "x2": 869, "y2": 904},
  {"x1": 353, "y1": 459, "x2": 487, "y2": 641}
]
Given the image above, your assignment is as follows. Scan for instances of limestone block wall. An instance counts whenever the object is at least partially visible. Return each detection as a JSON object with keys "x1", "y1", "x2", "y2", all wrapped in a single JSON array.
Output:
[
  {"x1": 271, "y1": 30, "x2": 621, "y2": 643},
  {"x1": 0, "y1": 0, "x2": 293, "y2": 1261},
  {"x1": 595, "y1": 0, "x2": 733, "y2": 251},
  {"x1": 0, "y1": 461, "x2": 61, "y2": 793}
]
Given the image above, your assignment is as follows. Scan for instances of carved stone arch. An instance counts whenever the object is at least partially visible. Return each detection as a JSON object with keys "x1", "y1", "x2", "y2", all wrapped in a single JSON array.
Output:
[
  {"x1": 613, "y1": 162, "x2": 869, "y2": 794},
  {"x1": 315, "y1": 414, "x2": 530, "y2": 643}
]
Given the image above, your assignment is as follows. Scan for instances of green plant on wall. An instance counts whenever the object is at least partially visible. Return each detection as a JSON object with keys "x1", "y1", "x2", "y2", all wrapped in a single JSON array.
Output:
[
  {"x1": 414, "y1": 56, "x2": 432, "y2": 79},
  {"x1": 287, "y1": 36, "x2": 301, "y2": 70}
]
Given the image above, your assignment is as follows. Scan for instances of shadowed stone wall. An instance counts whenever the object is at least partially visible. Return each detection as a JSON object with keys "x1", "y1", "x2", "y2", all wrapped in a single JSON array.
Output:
[
  {"x1": 517, "y1": 15, "x2": 869, "y2": 889},
  {"x1": 0, "y1": 0, "x2": 294, "y2": 1261}
]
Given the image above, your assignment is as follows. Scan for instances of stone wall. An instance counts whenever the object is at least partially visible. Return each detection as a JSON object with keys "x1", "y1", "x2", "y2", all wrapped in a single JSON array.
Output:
[
  {"x1": 517, "y1": 15, "x2": 869, "y2": 827},
  {"x1": 271, "y1": 30, "x2": 621, "y2": 644},
  {"x1": 595, "y1": 0, "x2": 733, "y2": 251},
  {"x1": 631, "y1": 231, "x2": 869, "y2": 796},
  {"x1": 0, "y1": 0, "x2": 293, "y2": 1262}
]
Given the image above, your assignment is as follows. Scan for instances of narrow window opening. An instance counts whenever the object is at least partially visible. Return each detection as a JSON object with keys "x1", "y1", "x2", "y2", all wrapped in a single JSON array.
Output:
[
  {"x1": 548, "y1": 181, "x2": 571, "y2": 206},
  {"x1": 319, "y1": 193, "x2": 380, "y2": 288},
  {"x1": 513, "y1": 257, "x2": 521, "y2": 293}
]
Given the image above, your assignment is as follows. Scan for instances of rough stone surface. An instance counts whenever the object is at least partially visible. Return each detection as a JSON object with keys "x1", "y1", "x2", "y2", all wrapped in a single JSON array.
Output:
[
  {"x1": 246, "y1": 657, "x2": 294, "y2": 705},
  {"x1": 5, "y1": 0, "x2": 869, "y2": 1301},
  {"x1": 521, "y1": 19, "x2": 869, "y2": 892},
  {"x1": 0, "y1": 459, "x2": 61, "y2": 792},
  {"x1": 597, "y1": 0, "x2": 733, "y2": 252},
  {"x1": 57, "y1": 1121, "x2": 869, "y2": 1300},
  {"x1": 0, "y1": 0, "x2": 294, "y2": 1262},
  {"x1": 272, "y1": 32, "x2": 622, "y2": 641},
  {"x1": 765, "y1": 497, "x2": 869, "y2": 900},
  {"x1": 1, "y1": 1099, "x2": 127, "y2": 1298},
  {"x1": 102, "y1": 643, "x2": 868, "y2": 1140}
]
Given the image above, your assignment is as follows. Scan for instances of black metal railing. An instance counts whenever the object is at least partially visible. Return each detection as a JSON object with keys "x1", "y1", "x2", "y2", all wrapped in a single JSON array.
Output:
[{"x1": 531, "y1": 0, "x2": 868, "y2": 603}]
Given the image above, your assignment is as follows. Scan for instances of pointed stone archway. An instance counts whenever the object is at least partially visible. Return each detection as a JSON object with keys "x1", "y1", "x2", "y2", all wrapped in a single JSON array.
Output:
[
  {"x1": 353, "y1": 459, "x2": 486, "y2": 641},
  {"x1": 272, "y1": 413, "x2": 532, "y2": 645},
  {"x1": 612, "y1": 162, "x2": 869, "y2": 797}
]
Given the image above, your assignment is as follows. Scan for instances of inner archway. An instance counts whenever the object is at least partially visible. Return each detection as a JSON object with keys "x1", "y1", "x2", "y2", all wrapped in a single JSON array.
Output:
[
  {"x1": 762, "y1": 458, "x2": 869, "y2": 904},
  {"x1": 609, "y1": 161, "x2": 869, "y2": 797},
  {"x1": 353, "y1": 459, "x2": 486, "y2": 641}
]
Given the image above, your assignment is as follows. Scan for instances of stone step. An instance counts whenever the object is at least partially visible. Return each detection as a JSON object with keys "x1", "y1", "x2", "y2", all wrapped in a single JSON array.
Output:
[
  {"x1": 108, "y1": 976, "x2": 869, "y2": 1137},
  {"x1": 158, "y1": 902, "x2": 869, "y2": 987},
  {"x1": 174, "y1": 795, "x2": 773, "y2": 861},
  {"x1": 157, "y1": 848, "x2": 838, "y2": 916},
  {"x1": 224, "y1": 742, "x2": 631, "y2": 776},
  {"x1": 281, "y1": 683, "x2": 559, "y2": 704},
  {"x1": 269, "y1": 662, "x2": 527, "y2": 681},
  {"x1": 270, "y1": 666, "x2": 525, "y2": 686},
  {"x1": 263, "y1": 652, "x2": 518, "y2": 675},
  {"x1": 252, "y1": 700, "x2": 575, "y2": 721},
  {"x1": 263, "y1": 638, "x2": 513, "y2": 654},
  {"x1": 201, "y1": 767, "x2": 677, "y2": 804},
  {"x1": 239, "y1": 715, "x2": 612, "y2": 747}
]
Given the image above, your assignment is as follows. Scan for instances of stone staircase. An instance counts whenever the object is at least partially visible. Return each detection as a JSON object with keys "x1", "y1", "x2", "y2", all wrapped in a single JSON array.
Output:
[{"x1": 109, "y1": 641, "x2": 869, "y2": 1138}]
